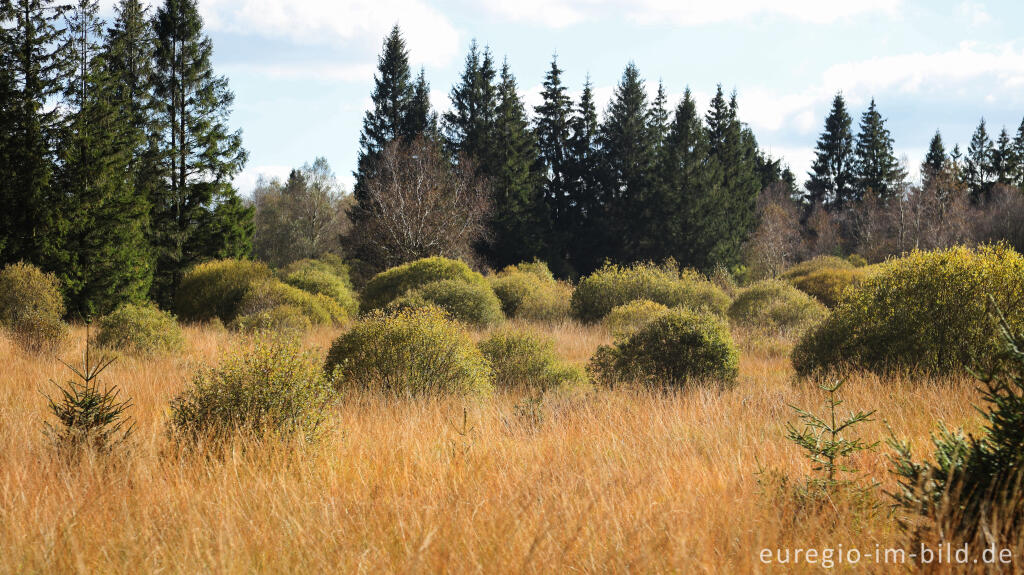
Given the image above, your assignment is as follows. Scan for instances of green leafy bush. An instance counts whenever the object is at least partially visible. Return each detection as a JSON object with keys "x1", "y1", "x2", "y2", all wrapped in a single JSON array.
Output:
[
  {"x1": 589, "y1": 308, "x2": 739, "y2": 387},
  {"x1": 230, "y1": 304, "x2": 313, "y2": 336},
  {"x1": 790, "y1": 267, "x2": 867, "y2": 308},
  {"x1": 283, "y1": 267, "x2": 359, "y2": 317},
  {"x1": 389, "y1": 278, "x2": 504, "y2": 328},
  {"x1": 96, "y1": 303, "x2": 184, "y2": 354},
  {"x1": 237, "y1": 279, "x2": 345, "y2": 326},
  {"x1": 504, "y1": 260, "x2": 556, "y2": 282},
  {"x1": 281, "y1": 255, "x2": 353, "y2": 289},
  {"x1": 0, "y1": 262, "x2": 68, "y2": 352},
  {"x1": 603, "y1": 299, "x2": 671, "y2": 339},
  {"x1": 489, "y1": 264, "x2": 572, "y2": 322},
  {"x1": 478, "y1": 328, "x2": 585, "y2": 392},
  {"x1": 728, "y1": 280, "x2": 827, "y2": 333},
  {"x1": 793, "y1": 245, "x2": 1024, "y2": 375},
  {"x1": 781, "y1": 255, "x2": 855, "y2": 282},
  {"x1": 325, "y1": 308, "x2": 492, "y2": 396},
  {"x1": 361, "y1": 256, "x2": 488, "y2": 312},
  {"x1": 571, "y1": 262, "x2": 731, "y2": 322},
  {"x1": 516, "y1": 281, "x2": 572, "y2": 322},
  {"x1": 174, "y1": 259, "x2": 272, "y2": 322},
  {"x1": 169, "y1": 339, "x2": 334, "y2": 443},
  {"x1": 847, "y1": 254, "x2": 868, "y2": 268}
]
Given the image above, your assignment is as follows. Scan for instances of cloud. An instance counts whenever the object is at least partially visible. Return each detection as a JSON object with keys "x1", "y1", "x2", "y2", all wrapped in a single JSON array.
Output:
[
  {"x1": 234, "y1": 165, "x2": 293, "y2": 196},
  {"x1": 198, "y1": 0, "x2": 460, "y2": 67},
  {"x1": 225, "y1": 62, "x2": 377, "y2": 84},
  {"x1": 958, "y1": 1, "x2": 991, "y2": 26}
]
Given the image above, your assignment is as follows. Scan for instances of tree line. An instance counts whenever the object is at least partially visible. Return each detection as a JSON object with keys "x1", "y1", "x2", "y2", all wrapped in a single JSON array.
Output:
[{"x1": 0, "y1": 0, "x2": 248, "y2": 316}]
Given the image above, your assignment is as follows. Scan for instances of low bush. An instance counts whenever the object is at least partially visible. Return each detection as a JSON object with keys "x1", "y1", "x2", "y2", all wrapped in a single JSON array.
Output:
[
  {"x1": 504, "y1": 260, "x2": 556, "y2": 282},
  {"x1": 603, "y1": 299, "x2": 670, "y2": 340},
  {"x1": 792, "y1": 245, "x2": 1024, "y2": 375},
  {"x1": 489, "y1": 266, "x2": 572, "y2": 322},
  {"x1": 589, "y1": 308, "x2": 739, "y2": 387},
  {"x1": 361, "y1": 256, "x2": 488, "y2": 312},
  {"x1": 281, "y1": 255, "x2": 353, "y2": 289},
  {"x1": 174, "y1": 259, "x2": 272, "y2": 322},
  {"x1": 847, "y1": 254, "x2": 868, "y2": 267},
  {"x1": 169, "y1": 339, "x2": 334, "y2": 443},
  {"x1": 283, "y1": 267, "x2": 359, "y2": 318},
  {"x1": 0, "y1": 262, "x2": 68, "y2": 352},
  {"x1": 96, "y1": 303, "x2": 184, "y2": 354},
  {"x1": 325, "y1": 308, "x2": 492, "y2": 396},
  {"x1": 571, "y1": 262, "x2": 730, "y2": 322},
  {"x1": 781, "y1": 255, "x2": 855, "y2": 282},
  {"x1": 478, "y1": 328, "x2": 585, "y2": 392},
  {"x1": 230, "y1": 304, "x2": 312, "y2": 336},
  {"x1": 790, "y1": 267, "x2": 867, "y2": 308},
  {"x1": 727, "y1": 280, "x2": 826, "y2": 333},
  {"x1": 237, "y1": 279, "x2": 345, "y2": 326},
  {"x1": 389, "y1": 279, "x2": 503, "y2": 328},
  {"x1": 516, "y1": 281, "x2": 572, "y2": 322}
]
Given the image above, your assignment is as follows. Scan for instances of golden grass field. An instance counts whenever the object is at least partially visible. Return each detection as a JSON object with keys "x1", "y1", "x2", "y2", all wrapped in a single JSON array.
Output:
[{"x1": 0, "y1": 320, "x2": 989, "y2": 573}]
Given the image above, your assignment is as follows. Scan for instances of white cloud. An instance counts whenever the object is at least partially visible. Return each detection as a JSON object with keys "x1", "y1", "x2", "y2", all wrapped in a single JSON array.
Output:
[
  {"x1": 234, "y1": 165, "x2": 292, "y2": 196},
  {"x1": 958, "y1": 1, "x2": 991, "y2": 26},
  {"x1": 198, "y1": 0, "x2": 460, "y2": 67}
]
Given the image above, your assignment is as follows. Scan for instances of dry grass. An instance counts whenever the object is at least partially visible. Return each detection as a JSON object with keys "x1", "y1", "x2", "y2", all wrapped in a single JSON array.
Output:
[{"x1": 0, "y1": 321, "x2": 992, "y2": 573}]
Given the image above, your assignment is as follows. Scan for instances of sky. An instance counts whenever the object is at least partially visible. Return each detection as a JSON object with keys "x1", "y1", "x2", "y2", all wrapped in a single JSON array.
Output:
[{"x1": 104, "y1": 0, "x2": 1024, "y2": 195}]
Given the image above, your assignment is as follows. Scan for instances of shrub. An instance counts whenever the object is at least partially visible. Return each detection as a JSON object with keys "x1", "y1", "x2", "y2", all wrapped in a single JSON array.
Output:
[
  {"x1": 790, "y1": 267, "x2": 867, "y2": 308},
  {"x1": 96, "y1": 303, "x2": 184, "y2": 354},
  {"x1": 478, "y1": 328, "x2": 585, "y2": 392},
  {"x1": 389, "y1": 278, "x2": 503, "y2": 328},
  {"x1": 169, "y1": 339, "x2": 333, "y2": 443},
  {"x1": 237, "y1": 279, "x2": 345, "y2": 326},
  {"x1": 727, "y1": 280, "x2": 827, "y2": 333},
  {"x1": 590, "y1": 308, "x2": 739, "y2": 387},
  {"x1": 781, "y1": 255, "x2": 855, "y2": 282},
  {"x1": 571, "y1": 262, "x2": 730, "y2": 322},
  {"x1": 361, "y1": 256, "x2": 488, "y2": 312},
  {"x1": 489, "y1": 267, "x2": 572, "y2": 322},
  {"x1": 283, "y1": 267, "x2": 359, "y2": 317},
  {"x1": 325, "y1": 308, "x2": 492, "y2": 396},
  {"x1": 281, "y1": 254, "x2": 352, "y2": 289},
  {"x1": 792, "y1": 245, "x2": 1024, "y2": 375},
  {"x1": 489, "y1": 271, "x2": 542, "y2": 316},
  {"x1": 230, "y1": 305, "x2": 313, "y2": 336},
  {"x1": 503, "y1": 260, "x2": 555, "y2": 282},
  {"x1": 516, "y1": 281, "x2": 572, "y2": 322},
  {"x1": 174, "y1": 259, "x2": 272, "y2": 322},
  {"x1": 847, "y1": 254, "x2": 868, "y2": 267},
  {"x1": 0, "y1": 262, "x2": 68, "y2": 352},
  {"x1": 603, "y1": 299, "x2": 671, "y2": 340}
]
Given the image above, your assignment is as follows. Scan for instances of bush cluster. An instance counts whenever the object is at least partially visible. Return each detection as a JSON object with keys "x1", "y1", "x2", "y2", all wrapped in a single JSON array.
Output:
[
  {"x1": 230, "y1": 304, "x2": 312, "y2": 336},
  {"x1": 174, "y1": 259, "x2": 272, "y2": 322},
  {"x1": 781, "y1": 255, "x2": 855, "y2": 282},
  {"x1": 727, "y1": 280, "x2": 826, "y2": 333},
  {"x1": 389, "y1": 278, "x2": 504, "y2": 328},
  {"x1": 281, "y1": 258, "x2": 359, "y2": 317},
  {"x1": 489, "y1": 261, "x2": 571, "y2": 322},
  {"x1": 571, "y1": 262, "x2": 731, "y2": 323},
  {"x1": 603, "y1": 299, "x2": 671, "y2": 340},
  {"x1": 360, "y1": 256, "x2": 489, "y2": 312},
  {"x1": 237, "y1": 279, "x2": 346, "y2": 326},
  {"x1": 791, "y1": 267, "x2": 868, "y2": 308},
  {"x1": 590, "y1": 307, "x2": 739, "y2": 387},
  {"x1": 478, "y1": 328, "x2": 585, "y2": 393},
  {"x1": 0, "y1": 262, "x2": 68, "y2": 351},
  {"x1": 792, "y1": 245, "x2": 1024, "y2": 375},
  {"x1": 96, "y1": 303, "x2": 184, "y2": 354},
  {"x1": 169, "y1": 339, "x2": 334, "y2": 443},
  {"x1": 325, "y1": 307, "x2": 492, "y2": 396}
]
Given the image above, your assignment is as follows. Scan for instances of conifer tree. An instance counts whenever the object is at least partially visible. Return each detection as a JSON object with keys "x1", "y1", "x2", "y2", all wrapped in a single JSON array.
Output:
[
  {"x1": 443, "y1": 40, "x2": 497, "y2": 166},
  {"x1": 1014, "y1": 118, "x2": 1024, "y2": 188},
  {"x1": 533, "y1": 55, "x2": 573, "y2": 240},
  {"x1": 805, "y1": 93, "x2": 855, "y2": 210},
  {"x1": 404, "y1": 68, "x2": 437, "y2": 139},
  {"x1": 992, "y1": 127, "x2": 1015, "y2": 185},
  {"x1": 658, "y1": 88, "x2": 710, "y2": 267},
  {"x1": 852, "y1": 98, "x2": 905, "y2": 201},
  {"x1": 649, "y1": 81, "x2": 670, "y2": 150},
  {"x1": 566, "y1": 78, "x2": 602, "y2": 274},
  {"x1": 965, "y1": 118, "x2": 995, "y2": 202},
  {"x1": 150, "y1": 0, "x2": 249, "y2": 305},
  {"x1": 922, "y1": 130, "x2": 947, "y2": 188}
]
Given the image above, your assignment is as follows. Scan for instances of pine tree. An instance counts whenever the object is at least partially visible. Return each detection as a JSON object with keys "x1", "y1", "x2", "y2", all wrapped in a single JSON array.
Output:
[
  {"x1": 922, "y1": 130, "x2": 946, "y2": 186},
  {"x1": 852, "y1": 98, "x2": 905, "y2": 201},
  {"x1": 965, "y1": 118, "x2": 995, "y2": 202},
  {"x1": 54, "y1": 0, "x2": 152, "y2": 316},
  {"x1": 0, "y1": 0, "x2": 67, "y2": 267},
  {"x1": 649, "y1": 81, "x2": 670, "y2": 150},
  {"x1": 992, "y1": 127, "x2": 1015, "y2": 185},
  {"x1": 404, "y1": 68, "x2": 437, "y2": 139},
  {"x1": 443, "y1": 40, "x2": 497, "y2": 166},
  {"x1": 805, "y1": 93, "x2": 855, "y2": 210},
  {"x1": 1014, "y1": 118, "x2": 1024, "y2": 188},
  {"x1": 533, "y1": 55, "x2": 573, "y2": 243},
  {"x1": 481, "y1": 60, "x2": 546, "y2": 268},
  {"x1": 566, "y1": 78, "x2": 602, "y2": 274},
  {"x1": 150, "y1": 0, "x2": 249, "y2": 305},
  {"x1": 658, "y1": 87, "x2": 710, "y2": 267}
]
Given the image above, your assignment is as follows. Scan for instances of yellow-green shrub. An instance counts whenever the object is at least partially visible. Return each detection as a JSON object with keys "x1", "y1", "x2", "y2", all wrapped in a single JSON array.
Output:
[
  {"x1": 230, "y1": 305, "x2": 312, "y2": 336},
  {"x1": 570, "y1": 262, "x2": 731, "y2": 322},
  {"x1": 0, "y1": 262, "x2": 68, "y2": 351},
  {"x1": 603, "y1": 299, "x2": 671, "y2": 340},
  {"x1": 589, "y1": 308, "x2": 739, "y2": 387},
  {"x1": 478, "y1": 328, "x2": 585, "y2": 392},
  {"x1": 489, "y1": 265, "x2": 572, "y2": 322},
  {"x1": 361, "y1": 256, "x2": 488, "y2": 312},
  {"x1": 847, "y1": 254, "x2": 868, "y2": 267},
  {"x1": 792, "y1": 245, "x2": 1024, "y2": 375},
  {"x1": 516, "y1": 281, "x2": 572, "y2": 322},
  {"x1": 325, "y1": 308, "x2": 492, "y2": 396},
  {"x1": 283, "y1": 267, "x2": 358, "y2": 317},
  {"x1": 174, "y1": 259, "x2": 272, "y2": 322},
  {"x1": 503, "y1": 260, "x2": 556, "y2": 282},
  {"x1": 169, "y1": 339, "x2": 334, "y2": 443},
  {"x1": 389, "y1": 279, "x2": 503, "y2": 328},
  {"x1": 281, "y1": 255, "x2": 352, "y2": 289},
  {"x1": 781, "y1": 255, "x2": 854, "y2": 281},
  {"x1": 727, "y1": 280, "x2": 826, "y2": 333},
  {"x1": 96, "y1": 303, "x2": 184, "y2": 354},
  {"x1": 790, "y1": 267, "x2": 867, "y2": 308},
  {"x1": 237, "y1": 279, "x2": 345, "y2": 326}
]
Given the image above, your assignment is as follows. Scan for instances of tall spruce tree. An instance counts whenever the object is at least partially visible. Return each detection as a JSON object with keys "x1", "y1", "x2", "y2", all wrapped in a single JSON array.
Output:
[
  {"x1": 533, "y1": 55, "x2": 573, "y2": 246},
  {"x1": 852, "y1": 98, "x2": 905, "y2": 201},
  {"x1": 992, "y1": 127, "x2": 1015, "y2": 185},
  {"x1": 482, "y1": 60, "x2": 546, "y2": 268},
  {"x1": 0, "y1": 0, "x2": 66, "y2": 267},
  {"x1": 443, "y1": 40, "x2": 497, "y2": 166},
  {"x1": 805, "y1": 93, "x2": 855, "y2": 210},
  {"x1": 150, "y1": 0, "x2": 249, "y2": 305},
  {"x1": 1014, "y1": 118, "x2": 1024, "y2": 188},
  {"x1": 566, "y1": 78, "x2": 602, "y2": 274},
  {"x1": 922, "y1": 130, "x2": 947, "y2": 188},
  {"x1": 0, "y1": 1, "x2": 15, "y2": 258},
  {"x1": 965, "y1": 118, "x2": 994, "y2": 202},
  {"x1": 658, "y1": 87, "x2": 710, "y2": 267},
  {"x1": 404, "y1": 68, "x2": 437, "y2": 139},
  {"x1": 54, "y1": 0, "x2": 152, "y2": 316}
]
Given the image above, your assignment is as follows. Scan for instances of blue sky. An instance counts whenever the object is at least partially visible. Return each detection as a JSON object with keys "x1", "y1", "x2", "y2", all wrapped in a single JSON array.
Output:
[{"x1": 105, "y1": 0, "x2": 1024, "y2": 194}]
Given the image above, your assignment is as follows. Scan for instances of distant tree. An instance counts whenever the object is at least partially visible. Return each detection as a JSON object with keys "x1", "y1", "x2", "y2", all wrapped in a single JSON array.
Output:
[
  {"x1": 992, "y1": 127, "x2": 1016, "y2": 186},
  {"x1": 744, "y1": 182, "x2": 803, "y2": 279},
  {"x1": 852, "y1": 99, "x2": 905, "y2": 202},
  {"x1": 149, "y1": 0, "x2": 249, "y2": 305},
  {"x1": 443, "y1": 40, "x2": 497, "y2": 166},
  {"x1": 922, "y1": 130, "x2": 947, "y2": 188},
  {"x1": 805, "y1": 93, "x2": 855, "y2": 210},
  {"x1": 404, "y1": 68, "x2": 438, "y2": 139},
  {"x1": 533, "y1": 55, "x2": 573, "y2": 248},
  {"x1": 565, "y1": 78, "x2": 602, "y2": 275},
  {"x1": 964, "y1": 118, "x2": 995, "y2": 203},
  {"x1": 1013, "y1": 118, "x2": 1024, "y2": 188},
  {"x1": 659, "y1": 88, "x2": 709, "y2": 267}
]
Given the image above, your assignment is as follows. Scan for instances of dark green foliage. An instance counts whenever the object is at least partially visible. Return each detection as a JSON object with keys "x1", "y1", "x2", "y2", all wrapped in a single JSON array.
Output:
[
  {"x1": 534, "y1": 56, "x2": 574, "y2": 263},
  {"x1": 657, "y1": 89, "x2": 709, "y2": 268},
  {"x1": 443, "y1": 40, "x2": 497, "y2": 166},
  {"x1": 390, "y1": 278, "x2": 503, "y2": 328},
  {"x1": 478, "y1": 328, "x2": 585, "y2": 392},
  {"x1": 965, "y1": 118, "x2": 995, "y2": 203},
  {"x1": 565, "y1": 79, "x2": 602, "y2": 275},
  {"x1": 805, "y1": 93, "x2": 855, "y2": 209},
  {"x1": 921, "y1": 131, "x2": 947, "y2": 188},
  {"x1": 96, "y1": 302, "x2": 183, "y2": 354},
  {"x1": 852, "y1": 99, "x2": 905, "y2": 202},
  {"x1": 890, "y1": 308, "x2": 1024, "y2": 544},
  {"x1": 992, "y1": 127, "x2": 1017, "y2": 185},
  {"x1": 360, "y1": 256, "x2": 488, "y2": 312},
  {"x1": 173, "y1": 259, "x2": 272, "y2": 322}
]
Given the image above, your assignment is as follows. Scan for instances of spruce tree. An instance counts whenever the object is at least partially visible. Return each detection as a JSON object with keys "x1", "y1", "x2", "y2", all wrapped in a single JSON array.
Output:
[
  {"x1": 992, "y1": 127, "x2": 1015, "y2": 185},
  {"x1": 404, "y1": 68, "x2": 437, "y2": 139},
  {"x1": 533, "y1": 55, "x2": 573, "y2": 244},
  {"x1": 852, "y1": 98, "x2": 905, "y2": 201},
  {"x1": 1014, "y1": 118, "x2": 1024, "y2": 188},
  {"x1": 150, "y1": 0, "x2": 249, "y2": 305},
  {"x1": 566, "y1": 78, "x2": 602, "y2": 274},
  {"x1": 805, "y1": 93, "x2": 855, "y2": 210},
  {"x1": 443, "y1": 40, "x2": 497, "y2": 166},
  {"x1": 54, "y1": 0, "x2": 152, "y2": 316},
  {"x1": 965, "y1": 118, "x2": 995, "y2": 202},
  {"x1": 922, "y1": 130, "x2": 947, "y2": 188},
  {"x1": 659, "y1": 88, "x2": 710, "y2": 267}
]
